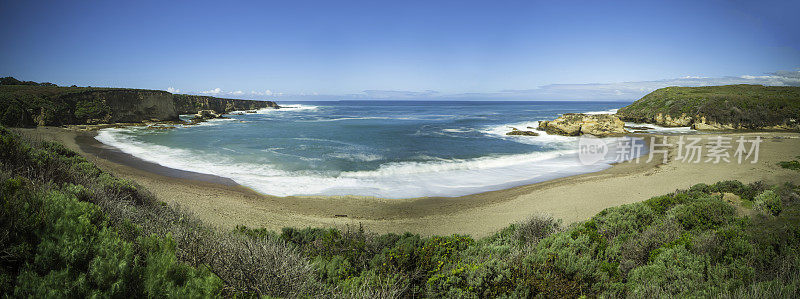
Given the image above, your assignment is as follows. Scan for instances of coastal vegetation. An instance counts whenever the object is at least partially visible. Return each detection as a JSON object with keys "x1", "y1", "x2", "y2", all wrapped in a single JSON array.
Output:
[
  {"x1": 0, "y1": 76, "x2": 57, "y2": 87},
  {"x1": 238, "y1": 180, "x2": 800, "y2": 298},
  {"x1": 779, "y1": 156, "x2": 800, "y2": 171},
  {"x1": 617, "y1": 84, "x2": 800, "y2": 130},
  {"x1": 0, "y1": 127, "x2": 335, "y2": 297},
  {"x1": 2, "y1": 126, "x2": 799, "y2": 297}
]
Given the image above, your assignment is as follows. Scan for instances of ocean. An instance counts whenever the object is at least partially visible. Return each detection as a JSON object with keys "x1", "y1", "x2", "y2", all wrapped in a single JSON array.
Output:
[{"x1": 95, "y1": 100, "x2": 689, "y2": 198}]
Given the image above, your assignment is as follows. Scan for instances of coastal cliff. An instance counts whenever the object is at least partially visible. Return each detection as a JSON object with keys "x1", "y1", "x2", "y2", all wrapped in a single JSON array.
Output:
[
  {"x1": 173, "y1": 94, "x2": 278, "y2": 115},
  {"x1": 617, "y1": 85, "x2": 800, "y2": 131},
  {"x1": 0, "y1": 80, "x2": 278, "y2": 127}
]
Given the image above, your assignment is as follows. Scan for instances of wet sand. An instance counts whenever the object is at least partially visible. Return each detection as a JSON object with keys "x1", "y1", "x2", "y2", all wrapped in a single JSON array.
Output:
[{"x1": 19, "y1": 127, "x2": 800, "y2": 237}]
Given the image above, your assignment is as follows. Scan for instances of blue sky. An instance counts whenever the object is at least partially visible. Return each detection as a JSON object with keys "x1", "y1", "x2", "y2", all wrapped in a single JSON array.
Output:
[{"x1": 1, "y1": 0, "x2": 799, "y2": 100}]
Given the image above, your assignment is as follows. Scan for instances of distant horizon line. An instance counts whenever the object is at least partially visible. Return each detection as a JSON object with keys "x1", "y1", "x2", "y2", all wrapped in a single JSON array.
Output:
[{"x1": 4, "y1": 69, "x2": 799, "y2": 102}]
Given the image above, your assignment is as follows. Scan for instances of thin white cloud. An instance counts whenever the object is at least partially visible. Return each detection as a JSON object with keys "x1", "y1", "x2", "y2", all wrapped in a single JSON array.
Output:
[
  {"x1": 183, "y1": 69, "x2": 800, "y2": 101},
  {"x1": 201, "y1": 87, "x2": 222, "y2": 95},
  {"x1": 494, "y1": 70, "x2": 800, "y2": 100},
  {"x1": 166, "y1": 87, "x2": 180, "y2": 93},
  {"x1": 250, "y1": 90, "x2": 276, "y2": 96}
]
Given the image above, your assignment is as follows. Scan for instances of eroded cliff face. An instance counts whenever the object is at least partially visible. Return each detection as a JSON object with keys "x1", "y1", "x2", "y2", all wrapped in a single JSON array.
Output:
[
  {"x1": 62, "y1": 89, "x2": 179, "y2": 124},
  {"x1": 172, "y1": 94, "x2": 278, "y2": 115}
]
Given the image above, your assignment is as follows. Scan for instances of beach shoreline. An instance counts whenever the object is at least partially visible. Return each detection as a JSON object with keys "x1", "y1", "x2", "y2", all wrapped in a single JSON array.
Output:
[{"x1": 17, "y1": 126, "x2": 800, "y2": 237}]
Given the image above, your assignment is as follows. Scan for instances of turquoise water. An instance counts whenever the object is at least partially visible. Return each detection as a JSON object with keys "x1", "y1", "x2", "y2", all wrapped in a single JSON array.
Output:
[{"x1": 96, "y1": 101, "x2": 638, "y2": 198}]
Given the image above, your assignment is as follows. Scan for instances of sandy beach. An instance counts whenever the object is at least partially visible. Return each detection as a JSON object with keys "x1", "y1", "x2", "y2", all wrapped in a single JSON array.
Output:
[{"x1": 19, "y1": 126, "x2": 800, "y2": 237}]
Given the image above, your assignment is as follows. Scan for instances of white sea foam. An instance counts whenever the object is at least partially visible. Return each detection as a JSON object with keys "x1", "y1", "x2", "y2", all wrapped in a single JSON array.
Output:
[
  {"x1": 189, "y1": 118, "x2": 237, "y2": 127},
  {"x1": 624, "y1": 122, "x2": 696, "y2": 134},
  {"x1": 307, "y1": 116, "x2": 413, "y2": 122},
  {"x1": 584, "y1": 108, "x2": 619, "y2": 115},
  {"x1": 95, "y1": 127, "x2": 621, "y2": 198},
  {"x1": 327, "y1": 152, "x2": 384, "y2": 162},
  {"x1": 272, "y1": 104, "x2": 319, "y2": 112},
  {"x1": 481, "y1": 121, "x2": 578, "y2": 145},
  {"x1": 441, "y1": 128, "x2": 477, "y2": 133},
  {"x1": 228, "y1": 104, "x2": 320, "y2": 115}
]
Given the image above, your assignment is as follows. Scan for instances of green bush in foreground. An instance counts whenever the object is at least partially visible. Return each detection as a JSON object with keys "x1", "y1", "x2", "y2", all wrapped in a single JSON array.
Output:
[
  {"x1": 237, "y1": 181, "x2": 800, "y2": 298},
  {"x1": 1, "y1": 126, "x2": 323, "y2": 297},
  {"x1": 0, "y1": 176, "x2": 222, "y2": 297}
]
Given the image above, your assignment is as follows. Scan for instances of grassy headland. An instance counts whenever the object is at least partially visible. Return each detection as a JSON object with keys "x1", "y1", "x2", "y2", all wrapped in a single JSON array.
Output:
[
  {"x1": 617, "y1": 84, "x2": 800, "y2": 130},
  {"x1": 0, "y1": 77, "x2": 277, "y2": 128},
  {"x1": 2, "y1": 127, "x2": 799, "y2": 297}
]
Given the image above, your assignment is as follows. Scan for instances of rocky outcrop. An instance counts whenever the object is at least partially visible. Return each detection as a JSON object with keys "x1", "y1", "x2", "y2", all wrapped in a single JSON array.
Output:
[
  {"x1": 194, "y1": 110, "x2": 223, "y2": 119},
  {"x1": 189, "y1": 110, "x2": 228, "y2": 124},
  {"x1": 506, "y1": 128, "x2": 539, "y2": 136},
  {"x1": 172, "y1": 94, "x2": 278, "y2": 115},
  {"x1": 620, "y1": 111, "x2": 800, "y2": 131},
  {"x1": 538, "y1": 113, "x2": 628, "y2": 137}
]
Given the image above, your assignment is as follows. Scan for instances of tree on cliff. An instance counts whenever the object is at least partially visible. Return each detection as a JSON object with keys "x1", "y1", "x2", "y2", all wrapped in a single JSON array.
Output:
[{"x1": 0, "y1": 77, "x2": 57, "y2": 87}]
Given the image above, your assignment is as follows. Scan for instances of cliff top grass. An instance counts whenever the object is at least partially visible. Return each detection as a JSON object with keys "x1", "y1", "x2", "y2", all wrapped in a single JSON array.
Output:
[
  {"x1": 1, "y1": 83, "x2": 267, "y2": 105},
  {"x1": 617, "y1": 84, "x2": 800, "y2": 128},
  {"x1": 0, "y1": 84, "x2": 167, "y2": 97},
  {"x1": 0, "y1": 77, "x2": 276, "y2": 127}
]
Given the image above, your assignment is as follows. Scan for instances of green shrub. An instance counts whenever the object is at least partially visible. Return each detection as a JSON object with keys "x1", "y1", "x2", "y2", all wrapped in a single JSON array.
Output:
[
  {"x1": 711, "y1": 180, "x2": 747, "y2": 194},
  {"x1": 754, "y1": 190, "x2": 782, "y2": 216},
  {"x1": 3, "y1": 179, "x2": 221, "y2": 298},
  {"x1": 138, "y1": 235, "x2": 222, "y2": 297},
  {"x1": 627, "y1": 247, "x2": 710, "y2": 297},
  {"x1": 778, "y1": 160, "x2": 800, "y2": 171},
  {"x1": 619, "y1": 218, "x2": 683, "y2": 274},
  {"x1": 74, "y1": 99, "x2": 110, "y2": 122},
  {"x1": 644, "y1": 193, "x2": 691, "y2": 215},
  {"x1": 513, "y1": 215, "x2": 561, "y2": 246},
  {"x1": 667, "y1": 197, "x2": 736, "y2": 230},
  {"x1": 1, "y1": 103, "x2": 32, "y2": 127},
  {"x1": 689, "y1": 183, "x2": 710, "y2": 193}
]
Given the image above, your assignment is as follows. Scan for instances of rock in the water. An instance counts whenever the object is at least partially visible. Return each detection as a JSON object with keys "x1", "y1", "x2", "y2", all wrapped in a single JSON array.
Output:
[
  {"x1": 194, "y1": 110, "x2": 220, "y2": 118},
  {"x1": 538, "y1": 113, "x2": 628, "y2": 137},
  {"x1": 246, "y1": 110, "x2": 257, "y2": 113},
  {"x1": 506, "y1": 127, "x2": 539, "y2": 136},
  {"x1": 190, "y1": 110, "x2": 227, "y2": 124}
]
